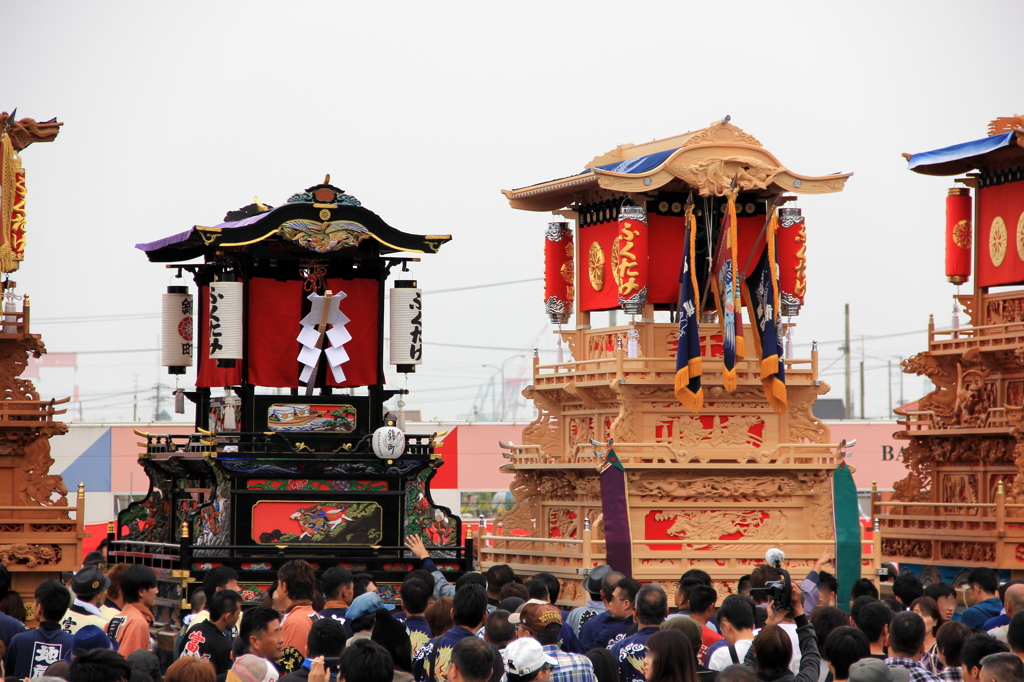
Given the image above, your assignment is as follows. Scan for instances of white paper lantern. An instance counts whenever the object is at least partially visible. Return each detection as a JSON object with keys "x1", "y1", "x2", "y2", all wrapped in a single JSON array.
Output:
[
  {"x1": 162, "y1": 286, "x2": 194, "y2": 373},
  {"x1": 389, "y1": 282, "x2": 422, "y2": 372},
  {"x1": 372, "y1": 425, "x2": 406, "y2": 459},
  {"x1": 208, "y1": 281, "x2": 243, "y2": 361}
]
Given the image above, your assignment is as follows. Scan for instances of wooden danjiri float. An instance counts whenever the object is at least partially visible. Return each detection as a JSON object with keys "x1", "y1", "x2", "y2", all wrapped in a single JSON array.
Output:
[
  {"x1": 878, "y1": 115, "x2": 1024, "y2": 579},
  {"x1": 482, "y1": 119, "x2": 871, "y2": 604},
  {"x1": 0, "y1": 111, "x2": 79, "y2": 607}
]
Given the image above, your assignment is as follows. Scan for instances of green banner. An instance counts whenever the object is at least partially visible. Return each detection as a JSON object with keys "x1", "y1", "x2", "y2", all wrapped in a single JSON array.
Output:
[{"x1": 833, "y1": 462, "x2": 862, "y2": 614}]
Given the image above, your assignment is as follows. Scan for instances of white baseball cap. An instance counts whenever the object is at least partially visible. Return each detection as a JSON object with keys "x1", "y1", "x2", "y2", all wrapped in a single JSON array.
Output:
[{"x1": 505, "y1": 638, "x2": 557, "y2": 677}]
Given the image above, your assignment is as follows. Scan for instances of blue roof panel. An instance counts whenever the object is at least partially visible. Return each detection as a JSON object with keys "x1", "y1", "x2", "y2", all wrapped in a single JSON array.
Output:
[
  {"x1": 908, "y1": 131, "x2": 1017, "y2": 174},
  {"x1": 591, "y1": 147, "x2": 679, "y2": 175}
]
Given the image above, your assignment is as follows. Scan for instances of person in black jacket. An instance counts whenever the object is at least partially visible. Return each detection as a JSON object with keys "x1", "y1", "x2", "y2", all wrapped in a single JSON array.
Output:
[
  {"x1": 743, "y1": 584, "x2": 819, "y2": 682},
  {"x1": 177, "y1": 590, "x2": 242, "y2": 675}
]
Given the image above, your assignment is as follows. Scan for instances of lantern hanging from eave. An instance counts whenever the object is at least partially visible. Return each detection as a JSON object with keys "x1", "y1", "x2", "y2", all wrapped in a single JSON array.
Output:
[
  {"x1": 615, "y1": 204, "x2": 649, "y2": 315},
  {"x1": 161, "y1": 285, "x2": 193, "y2": 374},
  {"x1": 946, "y1": 187, "x2": 972, "y2": 285},
  {"x1": 544, "y1": 222, "x2": 574, "y2": 324},
  {"x1": 390, "y1": 280, "x2": 423, "y2": 373},
  {"x1": 777, "y1": 206, "x2": 807, "y2": 316},
  {"x1": 208, "y1": 279, "x2": 243, "y2": 367}
]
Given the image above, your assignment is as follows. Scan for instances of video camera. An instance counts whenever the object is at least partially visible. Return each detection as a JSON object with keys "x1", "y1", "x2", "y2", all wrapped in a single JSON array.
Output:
[{"x1": 749, "y1": 548, "x2": 792, "y2": 613}]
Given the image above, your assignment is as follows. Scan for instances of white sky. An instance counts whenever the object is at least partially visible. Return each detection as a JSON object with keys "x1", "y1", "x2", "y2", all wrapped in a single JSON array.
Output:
[{"x1": 6, "y1": 0, "x2": 1024, "y2": 422}]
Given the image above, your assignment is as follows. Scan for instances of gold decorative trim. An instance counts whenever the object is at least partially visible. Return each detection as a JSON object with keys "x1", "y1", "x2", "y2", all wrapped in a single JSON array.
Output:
[
  {"x1": 990, "y1": 216, "x2": 1007, "y2": 267},
  {"x1": 588, "y1": 242, "x2": 605, "y2": 291},
  {"x1": 220, "y1": 228, "x2": 282, "y2": 248}
]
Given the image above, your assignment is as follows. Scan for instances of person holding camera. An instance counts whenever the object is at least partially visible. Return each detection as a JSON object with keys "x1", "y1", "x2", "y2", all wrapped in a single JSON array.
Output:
[{"x1": 742, "y1": 583, "x2": 820, "y2": 682}]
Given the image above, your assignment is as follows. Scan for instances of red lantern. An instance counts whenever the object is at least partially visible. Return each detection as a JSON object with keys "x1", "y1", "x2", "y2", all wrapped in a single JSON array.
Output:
[
  {"x1": 614, "y1": 204, "x2": 649, "y2": 315},
  {"x1": 946, "y1": 187, "x2": 972, "y2": 285},
  {"x1": 777, "y1": 206, "x2": 807, "y2": 315},
  {"x1": 544, "y1": 222, "x2": 574, "y2": 324}
]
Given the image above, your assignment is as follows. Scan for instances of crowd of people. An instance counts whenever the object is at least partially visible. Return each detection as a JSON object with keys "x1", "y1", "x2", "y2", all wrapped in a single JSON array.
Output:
[{"x1": 1, "y1": 541, "x2": 1024, "y2": 682}]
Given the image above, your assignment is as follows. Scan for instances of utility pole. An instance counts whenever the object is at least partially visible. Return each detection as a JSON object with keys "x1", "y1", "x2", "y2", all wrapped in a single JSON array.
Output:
[
  {"x1": 133, "y1": 375, "x2": 139, "y2": 422},
  {"x1": 899, "y1": 357, "x2": 905, "y2": 406},
  {"x1": 844, "y1": 304, "x2": 852, "y2": 419},
  {"x1": 153, "y1": 382, "x2": 161, "y2": 421},
  {"x1": 888, "y1": 359, "x2": 893, "y2": 418},
  {"x1": 860, "y1": 360, "x2": 865, "y2": 419}
]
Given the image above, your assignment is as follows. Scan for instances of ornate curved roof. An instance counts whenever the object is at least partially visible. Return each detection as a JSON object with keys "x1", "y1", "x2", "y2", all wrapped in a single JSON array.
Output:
[
  {"x1": 137, "y1": 181, "x2": 451, "y2": 262},
  {"x1": 502, "y1": 120, "x2": 851, "y2": 212}
]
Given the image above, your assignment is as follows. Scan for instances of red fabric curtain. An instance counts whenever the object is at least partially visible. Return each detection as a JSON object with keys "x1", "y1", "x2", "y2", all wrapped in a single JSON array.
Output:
[
  {"x1": 325, "y1": 277, "x2": 380, "y2": 388},
  {"x1": 196, "y1": 284, "x2": 243, "y2": 388},
  {"x1": 578, "y1": 220, "x2": 620, "y2": 311},
  {"x1": 247, "y1": 278, "x2": 304, "y2": 387},
  {"x1": 647, "y1": 214, "x2": 686, "y2": 304},
  {"x1": 978, "y1": 181, "x2": 1024, "y2": 287},
  {"x1": 197, "y1": 277, "x2": 380, "y2": 389}
]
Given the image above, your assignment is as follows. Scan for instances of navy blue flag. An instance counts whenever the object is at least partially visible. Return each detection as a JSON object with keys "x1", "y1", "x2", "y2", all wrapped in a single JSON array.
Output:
[
  {"x1": 674, "y1": 205, "x2": 703, "y2": 413},
  {"x1": 743, "y1": 210, "x2": 787, "y2": 415}
]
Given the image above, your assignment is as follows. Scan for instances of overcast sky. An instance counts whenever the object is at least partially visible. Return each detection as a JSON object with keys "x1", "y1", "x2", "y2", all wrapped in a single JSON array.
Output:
[{"x1": 6, "y1": 0, "x2": 1024, "y2": 423}]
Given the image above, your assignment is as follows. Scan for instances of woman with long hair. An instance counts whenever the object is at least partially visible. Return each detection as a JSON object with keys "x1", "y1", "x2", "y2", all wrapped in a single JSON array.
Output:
[
  {"x1": 911, "y1": 597, "x2": 943, "y2": 673},
  {"x1": 644, "y1": 630, "x2": 699, "y2": 682}
]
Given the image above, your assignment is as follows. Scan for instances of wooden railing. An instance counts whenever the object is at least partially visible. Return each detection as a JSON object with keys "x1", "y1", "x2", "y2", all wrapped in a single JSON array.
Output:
[
  {"x1": 0, "y1": 483, "x2": 87, "y2": 570},
  {"x1": 480, "y1": 521, "x2": 879, "y2": 604},
  {"x1": 0, "y1": 398, "x2": 69, "y2": 426},
  {"x1": 871, "y1": 480, "x2": 1024, "y2": 566}
]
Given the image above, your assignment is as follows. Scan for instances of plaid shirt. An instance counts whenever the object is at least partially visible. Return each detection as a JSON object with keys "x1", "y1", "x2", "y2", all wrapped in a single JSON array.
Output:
[
  {"x1": 939, "y1": 667, "x2": 963, "y2": 682},
  {"x1": 885, "y1": 657, "x2": 942, "y2": 682},
  {"x1": 543, "y1": 644, "x2": 597, "y2": 682}
]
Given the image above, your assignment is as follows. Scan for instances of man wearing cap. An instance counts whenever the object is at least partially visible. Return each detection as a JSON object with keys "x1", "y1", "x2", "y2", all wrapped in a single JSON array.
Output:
[
  {"x1": 177, "y1": 590, "x2": 242, "y2": 674},
  {"x1": 567, "y1": 566, "x2": 619, "y2": 637},
  {"x1": 62, "y1": 566, "x2": 110, "y2": 635},
  {"x1": 346, "y1": 592, "x2": 396, "y2": 644},
  {"x1": 849, "y1": 658, "x2": 911, "y2": 682},
  {"x1": 413, "y1": 585, "x2": 489, "y2": 682},
  {"x1": 513, "y1": 602, "x2": 596, "y2": 682},
  {"x1": 609, "y1": 584, "x2": 668, "y2": 682},
  {"x1": 230, "y1": 653, "x2": 283, "y2": 682},
  {"x1": 579, "y1": 577, "x2": 636, "y2": 651},
  {"x1": 64, "y1": 625, "x2": 115, "y2": 661},
  {"x1": 505, "y1": 637, "x2": 557, "y2": 682}
]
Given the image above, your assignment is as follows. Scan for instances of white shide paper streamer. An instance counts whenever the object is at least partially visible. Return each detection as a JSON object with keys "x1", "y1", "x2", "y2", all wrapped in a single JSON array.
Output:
[
  {"x1": 297, "y1": 291, "x2": 350, "y2": 384},
  {"x1": 208, "y1": 281, "x2": 243, "y2": 360}
]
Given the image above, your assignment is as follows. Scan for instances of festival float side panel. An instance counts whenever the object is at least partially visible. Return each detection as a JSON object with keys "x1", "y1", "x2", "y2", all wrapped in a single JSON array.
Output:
[
  {"x1": 486, "y1": 120, "x2": 872, "y2": 605},
  {"x1": 0, "y1": 113, "x2": 81, "y2": 610},
  {"x1": 117, "y1": 179, "x2": 467, "y2": 619},
  {"x1": 878, "y1": 117, "x2": 1024, "y2": 581}
]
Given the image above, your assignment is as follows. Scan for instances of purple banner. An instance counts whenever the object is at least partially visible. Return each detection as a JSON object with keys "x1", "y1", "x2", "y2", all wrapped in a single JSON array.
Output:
[{"x1": 600, "y1": 459, "x2": 632, "y2": 577}]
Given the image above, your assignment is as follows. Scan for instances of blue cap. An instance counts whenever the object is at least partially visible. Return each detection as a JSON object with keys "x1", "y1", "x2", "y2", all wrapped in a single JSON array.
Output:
[
  {"x1": 68, "y1": 625, "x2": 113, "y2": 660},
  {"x1": 346, "y1": 591, "x2": 395, "y2": 621}
]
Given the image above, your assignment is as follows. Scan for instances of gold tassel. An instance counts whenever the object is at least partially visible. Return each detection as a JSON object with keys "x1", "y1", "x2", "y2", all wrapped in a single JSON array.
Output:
[
  {"x1": 736, "y1": 335, "x2": 745, "y2": 359},
  {"x1": 722, "y1": 366, "x2": 737, "y2": 393},
  {"x1": 675, "y1": 373, "x2": 704, "y2": 413},
  {"x1": 760, "y1": 354, "x2": 779, "y2": 379},
  {"x1": 763, "y1": 376, "x2": 788, "y2": 415},
  {"x1": 688, "y1": 355, "x2": 702, "y2": 378}
]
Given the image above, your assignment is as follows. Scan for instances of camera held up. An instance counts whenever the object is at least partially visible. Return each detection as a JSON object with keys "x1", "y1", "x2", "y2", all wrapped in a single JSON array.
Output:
[{"x1": 749, "y1": 548, "x2": 793, "y2": 613}]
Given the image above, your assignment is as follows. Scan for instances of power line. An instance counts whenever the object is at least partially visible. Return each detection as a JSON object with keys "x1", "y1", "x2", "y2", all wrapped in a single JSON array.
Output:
[{"x1": 423, "y1": 278, "x2": 542, "y2": 295}]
